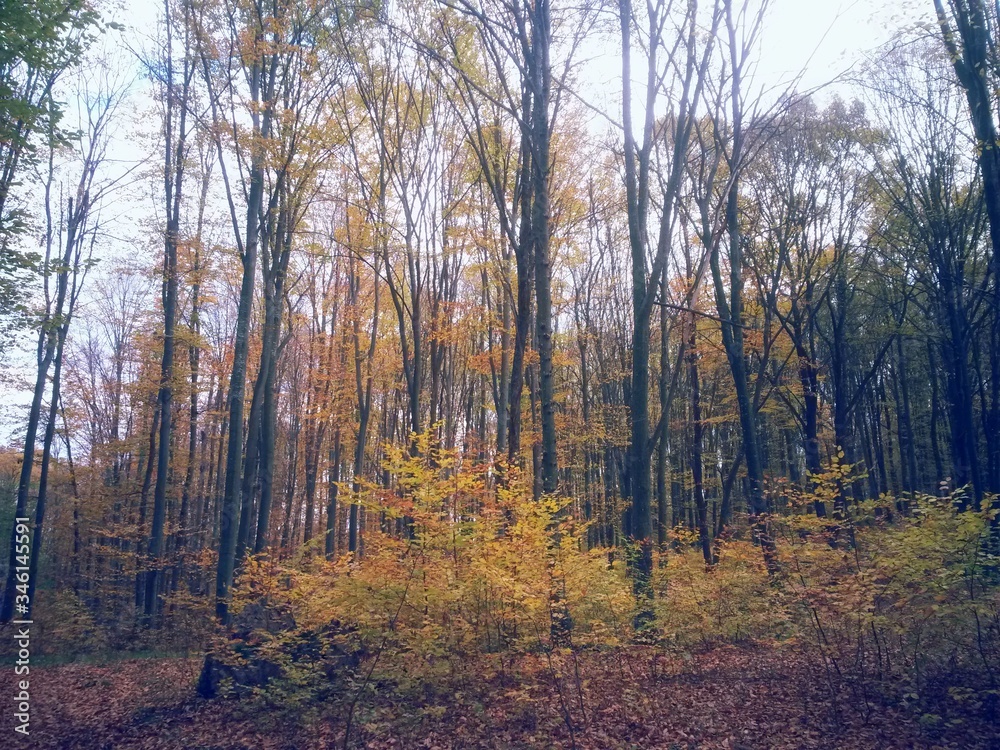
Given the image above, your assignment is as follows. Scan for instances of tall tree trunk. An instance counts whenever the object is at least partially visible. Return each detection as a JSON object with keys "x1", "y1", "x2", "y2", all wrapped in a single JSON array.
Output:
[
  {"x1": 529, "y1": 0, "x2": 557, "y2": 495},
  {"x1": 215, "y1": 44, "x2": 270, "y2": 624},
  {"x1": 2, "y1": 179, "x2": 82, "y2": 620},
  {"x1": 709, "y1": 1, "x2": 775, "y2": 572}
]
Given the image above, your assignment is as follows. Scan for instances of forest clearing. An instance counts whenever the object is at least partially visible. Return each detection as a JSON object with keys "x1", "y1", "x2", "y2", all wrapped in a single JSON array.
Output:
[{"x1": 2, "y1": 0, "x2": 1000, "y2": 746}]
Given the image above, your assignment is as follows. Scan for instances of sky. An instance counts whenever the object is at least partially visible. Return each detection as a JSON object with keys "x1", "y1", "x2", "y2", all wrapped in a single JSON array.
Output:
[
  {"x1": 0, "y1": 0, "x2": 941, "y2": 444},
  {"x1": 757, "y1": 0, "x2": 934, "y2": 92}
]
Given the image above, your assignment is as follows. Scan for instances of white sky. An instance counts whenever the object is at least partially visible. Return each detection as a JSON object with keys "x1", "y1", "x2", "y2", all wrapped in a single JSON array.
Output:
[{"x1": 757, "y1": 0, "x2": 933, "y2": 92}]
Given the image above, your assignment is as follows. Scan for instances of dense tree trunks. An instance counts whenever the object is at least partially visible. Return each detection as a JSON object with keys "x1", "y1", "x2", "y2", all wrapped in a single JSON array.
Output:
[
  {"x1": 256, "y1": 354, "x2": 279, "y2": 552},
  {"x1": 942, "y1": 302, "x2": 983, "y2": 505},
  {"x1": 619, "y1": 0, "x2": 717, "y2": 610},
  {"x1": 928, "y1": 341, "x2": 945, "y2": 492},
  {"x1": 507, "y1": 111, "x2": 533, "y2": 468},
  {"x1": 1, "y1": 292, "x2": 55, "y2": 618},
  {"x1": 496, "y1": 262, "x2": 512, "y2": 458},
  {"x1": 15, "y1": 0, "x2": 1000, "y2": 656},
  {"x1": 708, "y1": 23, "x2": 776, "y2": 566},
  {"x1": 2, "y1": 124, "x2": 93, "y2": 618},
  {"x1": 829, "y1": 264, "x2": 857, "y2": 513},
  {"x1": 279, "y1": 410, "x2": 301, "y2": 551},
  {"x1": 711, "y1": 130, "x2": 775, "y2": 572},
  {"x1": 349, "y1": 245, "x2": 378, "y2": 553},
  {"x1": 215, "y1": 30, "x2": 269, "y2": 624},
  {"x1": 237, "y1": 328, "x2": 272, "y2": 559},
  {"x1": 797, "y1": 340, "x2": 823, "y2": 515},
  {"x1": 146, "y1": 0, "x2": 190, "y2": 621},
  {"x1": 934, "y1": 0, "x2": 1000, "y2": 503}
]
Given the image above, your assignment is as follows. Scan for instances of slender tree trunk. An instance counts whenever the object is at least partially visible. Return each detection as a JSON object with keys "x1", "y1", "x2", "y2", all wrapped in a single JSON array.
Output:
[
  {"x1": 2, "y1": 169, "x2": 82, "y2": 620},
  {"x1": 688, "y1": 313, "x2": 712, "y2": 565},
  {"x1": 27, "y1": 290, "x2": 73, "y2": 613},
  {"x1": 216, "y1": 53, "x2": 267, "y2": 624},
  {"x1": 325, "y1": 431, "x2": 341, "y2": 558}
]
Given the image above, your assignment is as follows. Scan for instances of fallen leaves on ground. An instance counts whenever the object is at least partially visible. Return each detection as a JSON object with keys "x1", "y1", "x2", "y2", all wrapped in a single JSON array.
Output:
[{"x1": 2, "y1": 643, "x2": 997, "y2": 749}]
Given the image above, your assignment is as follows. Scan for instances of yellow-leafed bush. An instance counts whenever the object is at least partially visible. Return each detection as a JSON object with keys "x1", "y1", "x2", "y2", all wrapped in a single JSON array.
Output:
[
  {"x1": 652, "y1": 536, "x2": 790, "y2": 648},
  {"x1": 231, "y1": 432, "x2": 633, "y2": 697},
  {"x1": 228, "y1": 445, "x2": 1000, "y2": 724},
  {"x1": 776, "y1": 464, "x2": 1000, "y2": 720}
]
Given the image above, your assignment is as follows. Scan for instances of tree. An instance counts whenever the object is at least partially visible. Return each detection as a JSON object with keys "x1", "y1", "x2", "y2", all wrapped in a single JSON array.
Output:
[
  {"x1": 932, "y1": 0, "x2": 1000, "y2": 496},
  {"x1": 868, "y1": 41, "x2": 987, "y2": 508},
  {"x1": 690, "y1": 0, "x2": 778, "y2": 571},
  {"x1": 140, "y1": 0, "x2": 196, "y2": 624},
  {"x1": 618, "y1": 0, "x2": 720, "y2": 608},
  {"x1": 425, "y1": 0, "x2": 575, "y2": 491},
  {"x1": 201, "y1": 0, "x2": 277, "y2": 623},
  {"x1": 0, "y1": 0, "x2": 96, "y2": 341},
  {"x1": 1, "y1": 57, "x2": 126, "y2": 621}
]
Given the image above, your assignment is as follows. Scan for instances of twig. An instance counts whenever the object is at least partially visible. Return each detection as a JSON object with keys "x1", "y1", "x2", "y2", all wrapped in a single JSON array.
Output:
[{"x1": 342, "y1": 545, "x2": 418, "y2": 750}]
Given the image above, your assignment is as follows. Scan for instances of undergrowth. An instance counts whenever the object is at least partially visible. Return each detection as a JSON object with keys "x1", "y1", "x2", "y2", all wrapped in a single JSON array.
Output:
[{"x1": 28, "y1": 438, "x2": 1000, "y2": 734}]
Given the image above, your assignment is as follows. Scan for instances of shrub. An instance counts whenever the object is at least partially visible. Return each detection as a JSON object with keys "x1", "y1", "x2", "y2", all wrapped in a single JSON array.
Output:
[
  {"x1": 227, "y1": 434, "x2": 633, "y2": 705},
  {"x1": 778, "y1": 475, "x2": 1000, "y2": 723}
]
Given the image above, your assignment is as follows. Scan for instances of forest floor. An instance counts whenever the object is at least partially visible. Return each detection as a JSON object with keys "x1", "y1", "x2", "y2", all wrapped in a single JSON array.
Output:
[{"x1": 2, "y1": 643, "x2": 998, "y2": 750}]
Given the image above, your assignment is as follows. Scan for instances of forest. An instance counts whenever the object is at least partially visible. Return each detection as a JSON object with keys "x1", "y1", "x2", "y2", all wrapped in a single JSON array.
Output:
[{"x1": 1, "y1": 0, "x2": 1000, "y2": 747}]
